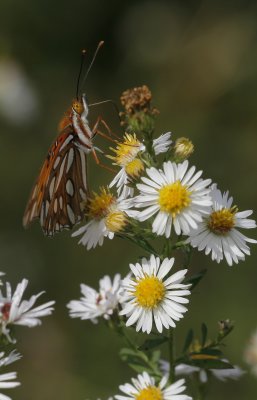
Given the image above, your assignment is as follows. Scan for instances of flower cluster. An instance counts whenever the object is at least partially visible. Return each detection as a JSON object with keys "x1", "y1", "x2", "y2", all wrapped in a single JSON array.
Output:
[
  {"x1": 73, "y1": 132, "x2": 256, "y2": 267},
  {"x1": 67, "y1": 255, "x2": 190, "y2": 334},
  {"x1": 67, "y1": 85, "x2": 256, "y2": 400}
]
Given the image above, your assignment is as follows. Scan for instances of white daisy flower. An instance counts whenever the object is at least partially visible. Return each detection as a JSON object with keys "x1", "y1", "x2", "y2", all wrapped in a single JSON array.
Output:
[
  {"x1": 160, "y1": 359, "x2": 245, "y2": 383},
  {"x1": 134, "y1": 160, "x2": 212, "y2": 238},
  {"x1": 152, "y1": 132, "x2": 172, "y2": 155},
  {"x1": 109, "y1": 132, "x2": 172, "y2": 194},
  {"x1": 0, "y1": 279, "x2": 55, "y2": 342},
  {"x1": 120, "y1": 255, "x2": 190, "y2": 334},
  {"x1": 0, "y1": 350, "x2": 21, "y2": 400},
  {"x1": 72, "y1": 187, "x2": 138, "y2": 250},
  {"x1": 0, "y1": 351, "x2": 21, "y2": 368},
  {"x1": 67, "y1": 274, "x2": 122, "y2": 323},
  {"x1": 108, "y1": 133, "x2": 145, "y2": 194},
  {"x1": 0, "y1": 273, "x2": 5, "y2": 287},
  {"x1": 115, "y1": 372, "x2": 192, "y2": 400},
  {"x1": 244, "y1": 328, "x2": 257, "y2": 376},
  {"x1": 186, "y1": 184, "x2": 257, "y2": 266}
]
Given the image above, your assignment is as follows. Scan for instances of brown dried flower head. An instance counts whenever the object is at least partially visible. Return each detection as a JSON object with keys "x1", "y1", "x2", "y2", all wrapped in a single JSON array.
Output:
[{"x1": 120, "y1": 85, "x2": 157, "y2": 115}]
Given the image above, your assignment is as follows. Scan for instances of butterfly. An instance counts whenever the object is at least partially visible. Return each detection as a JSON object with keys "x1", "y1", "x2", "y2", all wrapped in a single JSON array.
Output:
[
  {"x1": 23, "y1": 43, "x2": 107, "y2": 236},
  {"x1": 23, "y1": 95, "x2": 101, "y2": 236}
]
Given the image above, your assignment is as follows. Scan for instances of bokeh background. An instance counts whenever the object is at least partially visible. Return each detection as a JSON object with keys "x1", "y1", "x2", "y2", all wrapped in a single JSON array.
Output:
[{"x1": 0, "y1": 0, "x2": 257, "y2": 399}]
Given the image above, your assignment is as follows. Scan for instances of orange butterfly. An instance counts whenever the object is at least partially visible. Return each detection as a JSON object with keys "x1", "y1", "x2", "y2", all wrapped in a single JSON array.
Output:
[{"x1": 23, "y1": 43, "x2": 106, "y2": 236}]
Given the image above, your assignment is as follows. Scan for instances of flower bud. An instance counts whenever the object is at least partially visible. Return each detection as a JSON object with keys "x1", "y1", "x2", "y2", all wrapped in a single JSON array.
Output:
[{"x1": 174, "y1": 137, "x2": 194, "y2": 161}]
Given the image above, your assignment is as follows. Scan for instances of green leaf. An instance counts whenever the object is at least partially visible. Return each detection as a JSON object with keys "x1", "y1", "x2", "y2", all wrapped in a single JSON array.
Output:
[
  {"x1": 151, "y1": 350, "x2": 161, "y2": 364},
  {"x1": 201, "y1": 323, "x2": 208, "y2": 347},
  {"x1": 138, "y1": 337, "x2": 168, "y2": 351},
  {"x1": 183, "y1": 329, "x2": 194, "y2": 353},
  {"x1": 198, "y1": 348, "x2": 223, "y2": 357},
  {"x1": 119, "y1": 234, "x2": 158, "y2": 256},
  {"x1": 189, "y1": 358, "x2": 234, "y2": 370},
  {"x1": 127, "y1": 361, "x2": 150, "y2": 374},
  {"x1": 185, "y1": 269, "x2": 207, "y2": 289}
]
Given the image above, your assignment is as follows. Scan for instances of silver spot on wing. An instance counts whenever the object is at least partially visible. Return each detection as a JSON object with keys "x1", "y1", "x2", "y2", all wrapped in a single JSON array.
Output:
[
  {"x1": 53, "y1": 156, "x2": 61, "y2": 170},
  {"x1": 49, "y1": 177, "x2": 55, "y2": 199},
  {"x1": 59, "y1": 196, "x2": 63, "y2": 210},
  {"x1": 67, "y1": 204, "x2": 75, "y2": 225},
  {"x1": 66, "y1": 179, "x2": 74, "y2": 196},
  {"x1": 54, "y1": 198, "x2": 58, "y2": 213},
  {"x1": 56, "y1": 154, "x2": 67, "y2": 190},
  {"x1": 66, "y1": 148, "x2": 74, "y2": 173},
  {"x1": 59, "y1": 135, "x2": 73, "y2": 152}
]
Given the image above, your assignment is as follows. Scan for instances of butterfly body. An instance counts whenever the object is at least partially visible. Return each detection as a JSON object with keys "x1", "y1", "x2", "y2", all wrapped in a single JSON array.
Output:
[{"x1": 23, "y1": 94, "x2": 95, "y2": 236}]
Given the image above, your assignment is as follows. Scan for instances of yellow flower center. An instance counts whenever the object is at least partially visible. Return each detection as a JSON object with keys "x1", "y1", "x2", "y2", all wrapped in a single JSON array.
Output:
[
  {"x1": 208, "y1": 207, "x2": 236, "y2": 235},
  {"x1": 134, "y1": 276, "x2": 165, "y2": 308},
  {"x1": 105, "y1": 211, "x2": 127, "y2": 232},
  {"x1": 136, "y1": 386, "x2": 163, "y2": 400},
  {"x1": 108, "y1": 133, "x2": 143, "y2": 166},
  {"x1": 158, "y1": 181, "x2": 191, "y2": 217},
  {"x1": 87, "y1": 188, "x2": 115, "y2": 219},
  {"x1": 125, "y1": 158, "x2": 144, "y2": 178}
]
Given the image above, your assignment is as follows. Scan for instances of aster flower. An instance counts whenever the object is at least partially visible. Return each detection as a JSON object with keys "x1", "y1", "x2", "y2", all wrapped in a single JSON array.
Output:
[
  {"x1": 67, "y1": 274, "x2": 122, "y2": 323},
  {"x1": 244, "y1": 328, "x2": 257, "y2": 376},
  {"x1": 108, "y1": 133, "x2": 145, "y2": 194},
  {"x1": 115, "y1": 372, "x2": 192, "y2": 400},
  {"x1": 134, "y1": 160, "x2": 212, "y2": 238},
  {"x1": 152, "y1": 132, "x2": 172, "y2": 155},
  {"x1": 0, "y1": 351, "x2": 21, "y2": 368},
  {"x1": 0, "y1": 279, "x2": 55, "y2": 342},
  {"x1": 0, "y1": 350, "x2": 21, "y2": 400},
  {"x1": 72, "y1": 187, "x2": 137, "y2": 250},
  {"x1": 160, "y1": 359, "x2": 245, "y2": 383},
  {"x1": 109, "y1": 132, "x2": 173, "y2": 194},
  {"x1": 120, "y1": 255, "x2": 190, "y2": 334},
  {"x1": 186, "y1": 184, "x2": 257, "y2": 266}
]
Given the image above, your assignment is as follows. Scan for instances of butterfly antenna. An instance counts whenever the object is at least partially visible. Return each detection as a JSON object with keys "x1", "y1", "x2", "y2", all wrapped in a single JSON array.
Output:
[
  {"x1": 76, "y1": 49, "x2": 87, "y2": 99},
  {"x1": 89, "y1": 99, "x2": 121, "y2": 124},
  {"x1": 80, "y1": 41, "x2": 104, "y2": 90}
]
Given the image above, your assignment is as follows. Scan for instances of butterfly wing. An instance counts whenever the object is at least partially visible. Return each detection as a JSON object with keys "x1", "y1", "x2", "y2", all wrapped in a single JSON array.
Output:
[{"x1": 23, "y1": 126, "x2": 88, "y2": 236}]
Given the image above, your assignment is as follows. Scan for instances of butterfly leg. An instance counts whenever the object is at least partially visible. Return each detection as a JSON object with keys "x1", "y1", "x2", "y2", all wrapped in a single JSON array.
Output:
[
  {"x1": 91, "y1": 148, "x2": 116, "y2": 173},
  {"x1": 92, "y1": 116, "x2": 120, "y2": 141},
  {"x1": 98, "y1": 118, "x2": 121, "y2": 140}
]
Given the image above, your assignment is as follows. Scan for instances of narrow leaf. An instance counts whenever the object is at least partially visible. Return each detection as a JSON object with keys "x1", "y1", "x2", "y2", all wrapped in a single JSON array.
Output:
[
  {"x1": 183, "y1": 329, "x2": 194, "y2": 353},
  {"x1": 184, "y1": 269, "x2": 207, "y2": 289},
  {"x1": 138, "y1": 337, "x2": 168, "y2": 351},
  {"x1": 201, "y1": 323, "x2": 208, "y2": 347}
]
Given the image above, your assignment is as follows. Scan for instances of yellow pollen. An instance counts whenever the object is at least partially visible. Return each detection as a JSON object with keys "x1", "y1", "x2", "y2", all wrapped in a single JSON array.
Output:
[
  {"x1": 87, "y1": 188, "x2": 115, "y2": 219},
  {"x1": 134, "y1": 276, "x2": 165, "y2": 308},
  {"x1": 208, "y1": 207, "x2": 236, "y2": 235},
  {"x1": 108, "y1": 133, "x2": 142, "y2": 166},
  {"x1": 158, "y1": 181, "x2": 191, "y2": 217},
  {"x1": 105, "y1": 211, "x2": 127, "y2": 232},
  {"x1": 125, "y1": 158, "x2": 144, "y2": 178},
  {"x1": 136, "y1": 386, "x2": 163, "y2": 400}
]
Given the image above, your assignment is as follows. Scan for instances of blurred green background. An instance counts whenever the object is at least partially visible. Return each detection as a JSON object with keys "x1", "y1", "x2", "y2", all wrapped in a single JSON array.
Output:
[{"x1": 0, "y1": 0, "x2": 257, "y2": 398}]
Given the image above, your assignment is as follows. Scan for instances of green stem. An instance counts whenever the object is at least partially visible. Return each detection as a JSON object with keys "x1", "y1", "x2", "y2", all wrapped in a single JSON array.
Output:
[
  {"x1": 117, "y1": 233, "x2": 159, "y2": 257},
  {"x1": 111, "y1": 318, "x2": 161, "y2": 378},
  {"x1": 168, "y1": 329, "x2": 175, "y2": 383}
]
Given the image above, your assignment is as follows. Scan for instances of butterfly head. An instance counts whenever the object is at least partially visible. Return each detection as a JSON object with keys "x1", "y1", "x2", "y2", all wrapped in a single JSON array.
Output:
[
  {"x1": 72, "y1": 95, "x2": 89, "y2": 117},
  {"x1": 72, "y1": 99, "x2": 84, "y2": 115}
]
